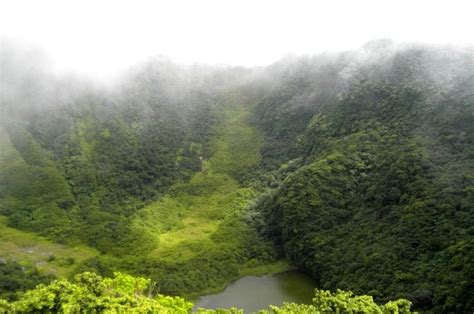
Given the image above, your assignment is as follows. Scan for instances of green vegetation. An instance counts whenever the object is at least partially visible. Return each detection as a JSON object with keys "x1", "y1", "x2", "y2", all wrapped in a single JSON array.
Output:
[
  {"x1": 266, "y1": 289, "x2": 412, "y2": 314},
  {"x1": 0, "y1": 126, "x2": 74, "y2": 241},
  {"x1": 0, "y1": 271, "x2": 412, "y2": 313},
  {"x1": 0, "y1": 272, "x2": 193, "y2": 313},
  {"x1": 251, "y1": 45, "x2": 474, "y2": 312},
  {"x1": 0, "y1": 216, "x2": 97, "y2": 277},
  {"x1": 0, "y1": 261, "x2": 53, "y2": 301},
  {"x1": 1, "y1": 42, "x2": 473, "y2": 311},
  {"x1": 121, "y1": 105, "x2": 279, "y2": 298},
  {"x1": 1, "y1": 83, "x2": 278, "y2": 299},
  {"x1": 145, "y1": 109, "x2": 262, "y2": 261}
]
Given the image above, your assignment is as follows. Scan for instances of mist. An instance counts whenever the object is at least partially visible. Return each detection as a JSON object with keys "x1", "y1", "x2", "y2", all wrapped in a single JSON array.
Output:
[
  {"x1": 2, "y1": 38, "x2": 472, "y2": 117},
  {"x1": 1, "y1": 0, "x2": 473, "y2": 81}
]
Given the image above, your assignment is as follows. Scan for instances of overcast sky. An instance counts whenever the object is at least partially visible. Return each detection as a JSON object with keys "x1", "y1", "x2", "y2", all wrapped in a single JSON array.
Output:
[{"x1": 1, "y1": 0, "x2": 473, "y2": 80}]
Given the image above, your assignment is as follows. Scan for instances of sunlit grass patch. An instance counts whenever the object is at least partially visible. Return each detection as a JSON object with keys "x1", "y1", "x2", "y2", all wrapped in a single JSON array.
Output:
[
  {"x1": 139, "y1": 107, "x2": 263, "y2": 263},
  {"x1": 0, "y1": 215, "x2": 98, "y2": 277}
]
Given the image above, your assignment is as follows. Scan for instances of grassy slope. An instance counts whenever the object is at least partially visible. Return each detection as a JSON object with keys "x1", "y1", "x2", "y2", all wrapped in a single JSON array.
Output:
[
  {"x1": 135, "y1": 108, "x2": 262, "y2": 262},
  {"x1": 133, "y1": 105, "x2": 292, "y2": 284},
  {"x1": 0, "y1": 215, "x2": 97, "y2": 277}
]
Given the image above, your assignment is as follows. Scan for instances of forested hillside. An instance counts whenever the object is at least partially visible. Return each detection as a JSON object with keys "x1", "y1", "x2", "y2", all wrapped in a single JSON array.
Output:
[
  {"x1": 0, "y1": 43, "x2": 280, "y2": 300},
  {"x1": 0, "y1": 40, "x2": 473, "y2": 312},
  {"x1": 251, "y1": 42, "x2": 474, "y2": 312}
]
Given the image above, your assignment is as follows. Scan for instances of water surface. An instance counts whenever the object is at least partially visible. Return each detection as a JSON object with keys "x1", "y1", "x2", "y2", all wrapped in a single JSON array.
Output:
[{"x1": 193, "y1": 271, "x2": 317, "y2": 313}]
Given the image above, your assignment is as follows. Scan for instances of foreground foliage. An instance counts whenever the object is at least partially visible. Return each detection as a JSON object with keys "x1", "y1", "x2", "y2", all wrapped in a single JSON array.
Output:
[
  {"x1": 0, "y1": 272, "x2": 193, "y2": 313},
  {"x1": 265, "y1": 290, "x2": 411, "y2": 314},
  {"x1": 0, "y1": 272, "x2": 411, "y2": 313}
]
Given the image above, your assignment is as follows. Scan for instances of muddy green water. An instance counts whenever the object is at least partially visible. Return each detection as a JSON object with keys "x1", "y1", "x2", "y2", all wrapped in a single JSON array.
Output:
[{"x1": 193, "y1": 271, "x2": 317, "y2": 313}]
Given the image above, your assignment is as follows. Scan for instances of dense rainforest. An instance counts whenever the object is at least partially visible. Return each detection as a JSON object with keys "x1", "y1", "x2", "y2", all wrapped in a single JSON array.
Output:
[{"x1": 0, "y1": 40, "x2": 472, "y2": 312}]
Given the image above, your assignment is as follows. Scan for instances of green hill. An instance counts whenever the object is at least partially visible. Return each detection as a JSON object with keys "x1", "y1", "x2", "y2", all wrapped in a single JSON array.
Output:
[
  {"x1": 250, "y1": 45, "x2": 474, "y2": 312},
  {"x1": 0, "y1": 41, "x2": 472, "y2": 312}
]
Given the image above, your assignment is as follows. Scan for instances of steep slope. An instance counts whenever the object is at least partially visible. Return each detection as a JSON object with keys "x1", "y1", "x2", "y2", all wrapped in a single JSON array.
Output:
[
  {"x1": 0, "y1": 126, "x2": 100, "y2": 297},
  {"x1": 251, "y1": 45, "x2": 474, "y2": 312},
  {"x1": 0, "y1": 57, "x2": 242, "y2": 257},
  {"x1": 0, "y1": 77, "x2": 279, "y2": 298},
  {"x1": 0, "y1": 125, "x2": 75, "y2": 239}
]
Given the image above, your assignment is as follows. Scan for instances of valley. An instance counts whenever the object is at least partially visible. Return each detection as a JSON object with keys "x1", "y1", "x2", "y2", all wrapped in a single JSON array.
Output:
[{"x1": 0, "y1": 41, "x2": 473, "y2": 312}]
